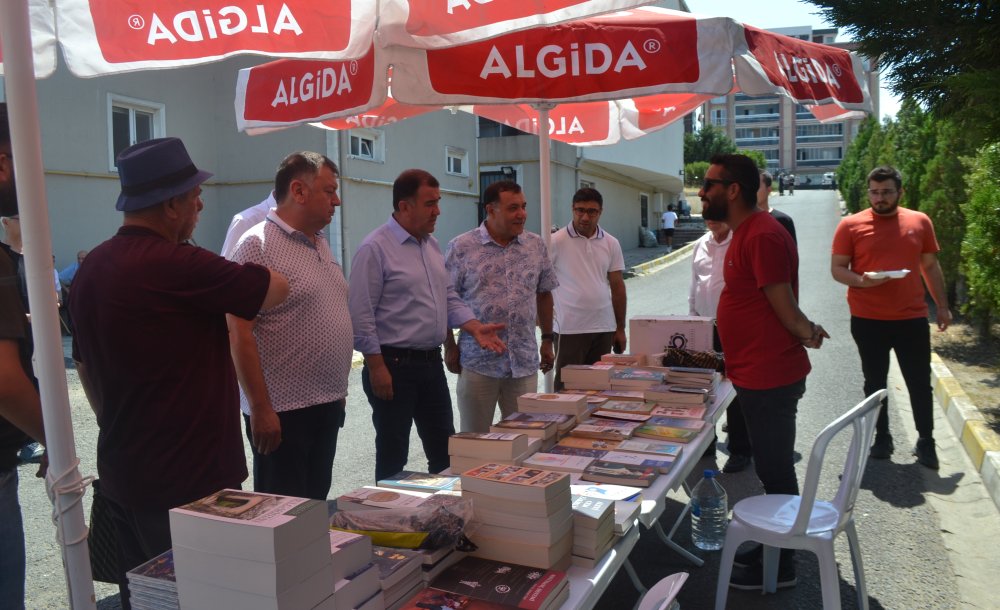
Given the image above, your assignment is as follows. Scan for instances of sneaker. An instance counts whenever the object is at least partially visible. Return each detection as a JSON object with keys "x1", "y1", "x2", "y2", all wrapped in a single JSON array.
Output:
[
  {"x1": 732, "y1": 543, "x2": 762, "y2": 568},
  {"x1": 869, "y1": 434, "x2": 894, "y2": 459},
  {"x1": 722, "y1": 453, "x2": 752, "y2": 474},
  {"x1": 729, "y1": 550, "x2": 797, "y2": 591},
  {"x1": 913, "y1": 437, "x2": 939, "y2": 470},
  {"x1": 18, "y1": 442, "x2": 44, "y2": 463}
]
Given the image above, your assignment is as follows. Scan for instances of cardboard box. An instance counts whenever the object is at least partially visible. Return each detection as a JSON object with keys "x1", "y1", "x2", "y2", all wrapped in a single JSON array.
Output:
[{"x1": 628, "y1": 316, "x2": 714, "y2": 356}]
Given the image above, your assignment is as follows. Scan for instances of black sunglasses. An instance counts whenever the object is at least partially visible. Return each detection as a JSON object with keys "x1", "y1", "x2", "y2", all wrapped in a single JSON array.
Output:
[{"x1": 703, "y1": 178, "x2": 735, "y2": 191}]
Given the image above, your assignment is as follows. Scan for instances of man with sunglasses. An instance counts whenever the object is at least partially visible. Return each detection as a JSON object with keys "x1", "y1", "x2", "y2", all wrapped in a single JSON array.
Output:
[
  {"x1": 701, "y1": 154, "x2": 828, "y2": 591},
  {"x1": 831, "y1": 165, "x2": 951, "y2": 470},
  {"x1": 549, "y1": 187, "x2": 627, "y2": 390}
]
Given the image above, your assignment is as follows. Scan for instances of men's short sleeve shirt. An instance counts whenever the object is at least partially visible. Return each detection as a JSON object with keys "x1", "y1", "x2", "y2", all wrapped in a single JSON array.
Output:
[
  {"x1": 549, "y1": 224, "x2": 624, "y2": 334},
  {"x1": 69, "y1": 226, "x2": 271, "y2": 510},
  {"x1": 831, "y1": 207, "x2": 939, "y2": 320},
  {"x1": 230, "y1": 211, "x2": 354, "y2": 413},
  {"x1": 661, "y1": 211, "x2": 677, "y2": 230},
  {"x1": 0, "y1": 247, "x2": 31, "y2": 469},
  {"x1": 446, "y1": 224, "x2": 559, "y2": 378},
  {"x1": 717, "y1": 211, "x2": 810, "y2": 389},
  {"x1": 348, "y1": 216, "x2": 475, "y2": 354}
]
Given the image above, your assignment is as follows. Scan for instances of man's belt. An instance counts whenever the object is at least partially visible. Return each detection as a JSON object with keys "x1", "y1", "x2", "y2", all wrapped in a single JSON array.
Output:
[{"x1": 380, "y1": 345, "x2": 442, "y2": 362}]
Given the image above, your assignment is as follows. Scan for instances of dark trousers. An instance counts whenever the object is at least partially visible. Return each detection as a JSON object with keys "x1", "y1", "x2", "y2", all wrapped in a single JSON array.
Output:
[
  {"x1": 850, "y1": 316, "x2": 934, "y2": 439},
  {"x1": 363, "y1": 347, "x2": 455, "y2": 481},
  {"x1": 712, "y1": 326, "x2": 751, "y2": 457},
  {"x1": 735, "y1": 378, "x2": 805, "y2": 496},
  {"x1": 244, "y1": 399, "x2": 346, "y2": 501},
  {"x1": 553, "y1": 331, "x2": 615, "y2": 391},
  {"x1": 107, "y1": 498, "x2": 172, "y2": 610}
]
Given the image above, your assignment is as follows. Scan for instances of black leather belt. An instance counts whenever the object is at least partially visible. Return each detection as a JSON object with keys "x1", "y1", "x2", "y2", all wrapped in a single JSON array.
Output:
[{"x1": 380, "y1": 345, "x2": 441, "y2": 362}]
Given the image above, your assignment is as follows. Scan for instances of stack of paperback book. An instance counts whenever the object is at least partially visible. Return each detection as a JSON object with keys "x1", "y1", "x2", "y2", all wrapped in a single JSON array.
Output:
[
  {"x1": 572, "y1": 484, "x2": 644, "y2": 535},
  {"x1": 645, "y1": 383, "x2": 710, "y2": 409},
  {"x1": 370, "y1": 546, "x2": 424, "y2": 609},
  {"x1": 168, "y1": 490, "x2": 335, "y2": 610},
  {"x1": 580, "y1": 459, "x2": 658, "y2": 487},
  {"x1": 460, "y1": 463, "x2": 574, "y2": 570},
  {"x1": 376, "y1": 471, "x2": 461, "y2": 494},
  {"x1": 516, "y1": 392, "x2": 590, "y2": 422},
  {"x1": 600, "y1": 353, "x2": 647, "y2": 366},
  {"x1": 548, "y1": 436, "x2": 618, "y2": 459},
  {"x1": 448, "y1": 432, "x2": 538, "y2": 473},
  {"x1": 332, "y1": 562, "x2": 380, "y2": 610},
  {"x1": 522, "y1": 451, "x2": 595, "y2": 473},
  {"x1": 560, "y1": 362, "x2": 615, "y2": 390},
  {"x1": 665, "y1": 366, "x2": 719, "y2": 390},
  {"x1": 591, "y1": 400, "x2": 655, "y2": 421},
  {"x1": 126, "y1": 549, "x2": 177, "y2": 610},
  {"x1": 570, "y1": 495, "x2": 616, "y2": 568},
  {"x1": 490, "y1": 412, "x2": 570, "y2": 449},
  {"x1": 329, "y1": 530, "x2": 382, "y2": 610},
  {"x1": 610, "y1": 368, "x2": 666, "y2": 390},
  {"x1": 569, "y1": 417, "x2": 642, "y2": 441},
  {"x1": 335, "y1": 486, "x2": 431, "y2": 511},
  {"x1": 408, "y1": 556, "x2": 570, "y2": 610}
]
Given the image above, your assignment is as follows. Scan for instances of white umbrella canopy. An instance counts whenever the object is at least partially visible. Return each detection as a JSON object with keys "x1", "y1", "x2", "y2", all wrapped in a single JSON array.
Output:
[{"x1": 1, "y1": 1, "x2": 657, "y2": 607}]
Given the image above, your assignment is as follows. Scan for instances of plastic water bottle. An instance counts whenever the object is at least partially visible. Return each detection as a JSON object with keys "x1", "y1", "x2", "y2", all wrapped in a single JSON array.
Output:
[{"x1": 691, "y1": 469, "x2": 728, "y2": 550}]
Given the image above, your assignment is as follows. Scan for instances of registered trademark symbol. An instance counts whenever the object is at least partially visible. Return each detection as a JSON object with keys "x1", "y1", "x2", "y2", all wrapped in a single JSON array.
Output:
[
  {"x1": 643, "y1": 39, "x2": 662, "y2": 53},
  {"x1": 127, "y1": 15, "x2": 145, "y2": 30},
  {"x1": 349, "y1": 61, "x2": 358, "y2": 76},
  {"x1": 832, "y1": 64, "x2": 843, "y2": 76},
  {"x1": 495, "y1": 585, "x2": 511, "y2": 594}
]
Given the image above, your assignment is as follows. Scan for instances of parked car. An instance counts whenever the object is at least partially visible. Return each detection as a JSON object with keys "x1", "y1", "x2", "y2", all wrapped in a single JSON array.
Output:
[{"x1": 822, "y1": 172, "x2": 835, "y2": 188}]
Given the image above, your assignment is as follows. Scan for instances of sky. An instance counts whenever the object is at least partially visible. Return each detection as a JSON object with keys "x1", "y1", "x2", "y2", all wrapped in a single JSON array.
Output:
[{"x1": 685, "y1": 0, "x2": 900, "y2": 120}]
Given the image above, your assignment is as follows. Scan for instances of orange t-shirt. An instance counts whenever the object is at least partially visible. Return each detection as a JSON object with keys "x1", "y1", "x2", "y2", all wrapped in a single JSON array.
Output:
[{"x1": 831, "y1": 207, "x2": 939, "y2": 320}]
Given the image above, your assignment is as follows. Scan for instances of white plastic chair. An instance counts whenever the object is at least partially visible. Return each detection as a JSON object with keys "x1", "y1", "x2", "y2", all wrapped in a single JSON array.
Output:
[
  {"x1": 637, "y1": 572, "x2": 688, "y2": 610},
  {"x1": 714, "y1": 390, "x2": 886, "y2": 610}
]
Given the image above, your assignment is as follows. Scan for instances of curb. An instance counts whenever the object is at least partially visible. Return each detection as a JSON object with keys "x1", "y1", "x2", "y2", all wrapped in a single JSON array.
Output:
[
  {"x1": 625, "y1": 241, "x2": 697, "y2": 278},
  {"x1": 931, "y1": 353, "x2": 1000, "y2": 512}
]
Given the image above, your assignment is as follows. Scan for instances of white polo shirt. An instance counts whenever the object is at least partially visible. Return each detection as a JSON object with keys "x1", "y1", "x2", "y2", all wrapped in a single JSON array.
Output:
[{"x1": 549, "y1": 224, "x2": 625, "y2": 334}]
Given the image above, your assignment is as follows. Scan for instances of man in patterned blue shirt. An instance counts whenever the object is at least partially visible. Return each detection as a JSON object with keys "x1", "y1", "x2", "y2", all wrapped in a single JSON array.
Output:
[{"x1": 445, "y1": 181, "x2": 559, "y2": 432}]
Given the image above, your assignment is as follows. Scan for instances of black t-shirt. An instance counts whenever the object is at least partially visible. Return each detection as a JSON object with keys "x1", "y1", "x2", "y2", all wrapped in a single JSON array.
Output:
[{"x1": 0, "y1": 245, "x2": 32, "y2": 470}]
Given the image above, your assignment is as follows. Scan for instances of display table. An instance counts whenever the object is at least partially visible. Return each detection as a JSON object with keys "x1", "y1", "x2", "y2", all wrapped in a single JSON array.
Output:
[
  {"x1": 562, "y1": 524, "x2": 642, "y2": 610},
  {"x1": 636, "y1": 380, "x2": 735, "y2": 566}
]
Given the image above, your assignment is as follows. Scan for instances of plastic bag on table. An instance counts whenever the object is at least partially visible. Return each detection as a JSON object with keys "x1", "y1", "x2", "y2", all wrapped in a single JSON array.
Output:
[{"x1": 330, "y1": 493, "x2": 474, "y2": 551}]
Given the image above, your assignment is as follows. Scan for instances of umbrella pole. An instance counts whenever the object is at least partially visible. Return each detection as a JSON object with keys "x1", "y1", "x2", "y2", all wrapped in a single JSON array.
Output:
[
  {"x1": 0, "y1": 1, "x2": 97, "y2": 608},
  {"x1": 533, "y1": 103, "x2": 555, "y2": 392}
]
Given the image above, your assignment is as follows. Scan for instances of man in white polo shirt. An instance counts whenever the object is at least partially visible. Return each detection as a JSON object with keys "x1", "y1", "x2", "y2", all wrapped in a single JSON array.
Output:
[{"x1": 549, "y1": 187, "x2": 627, "y2": 390}]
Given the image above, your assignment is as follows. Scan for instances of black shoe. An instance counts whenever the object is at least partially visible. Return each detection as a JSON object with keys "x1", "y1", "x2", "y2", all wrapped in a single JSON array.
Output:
[
  {"x1": 732, "y1": 543, "x2": 762, "y2": 568},
  {"x1": 913, "y1": 437, "x2": 939, "y2": 470},
  {"x1": 721, "y1": 421, "x2": 729, "y2": 433},
  {"x1": 722, "y1": 453, "x2": 752, "y2": 474},
  {"x1": 702, "y1": 435, "x2": 717, "y2": 459},
  {"x1": 869, "y1": 434, "x2": 894, "y2": 459},
  {"x1": 729, "y1": 550, "x2": 797, "y2": 591}
]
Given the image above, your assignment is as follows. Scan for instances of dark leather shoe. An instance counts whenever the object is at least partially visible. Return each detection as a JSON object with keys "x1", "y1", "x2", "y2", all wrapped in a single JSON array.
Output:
[
  {"x1": 869, "y1": 434, "x2": 894, "y2": 459},
  {"x1": 733, "y1": 543, "x2": 762, "y2": 568},
  {"x1": 913, "y1": 437, "x2": 939, "y2": 470},
  {"x1": 722, "y1": 453, "x2": 752, "y2": 474},
  {"x1": 729, "y1": 550, "x2": 797, "y2": 591}
]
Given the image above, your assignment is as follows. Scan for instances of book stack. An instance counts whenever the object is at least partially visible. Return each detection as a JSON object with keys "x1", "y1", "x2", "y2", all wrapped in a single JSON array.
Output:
[
  {"x1": 329, "y1": 530, "x2": 382, "y2": 609},
  {"x1": 168, "y1": 490, "x2": 334, "y2": 610},
  {"x1": 570, "y1": 495, "x2": 616, "y2": 568},
  {"x1": 599, "y1": 389, "x2": 646, "y2": 402},
  {"x1": 376, "y1": 471, "x2": 461, "y2": 494},
  {"x1": 632, "y1": 420, "x2": 701, "y2": 443},
  {"x1": 600, "y1": 353, "x2": 647, "y2": 366},
  {"x1": 448, "y1": 432, "x2": 537, "y2": 473},
  {"x1": 490, "y1": 412, "x2": 564, "y2": 449},
  {"x1": 645, "y1": 415, "x2": 706, "y2": 432},
  {"x1": 548, "y1": 435, "x2": 618, "y2": 459},
  {"x1": 581, "y1": 459, "x2": 658, "y2": 487},
  {"x1": 370, "y1": 546, "x2": 424, "y2": 609},
  {"x1": 332, "y1": 562, "x2": 381, "y2": 610},
  {"x1": 428, "y1": 556, "x2": 570, "y2": 609},
  {"x1": 592, "y1": 400, "x2": 655, "y2": 420},
  {"x1": 522, "y1": 451, "x2": 595, "y2": 473},
  {"x1": 645, "y1": 383, "x2": 710, "y2": 407},
  {"x1": 649, "y1": 403, "x2": 708, "y2": 419},
  {"x1": 336, "y1": 486, "x2": 431, "y2": 512},
  {"x1": 418, "y1": 545, "x2": 467, "y2": 584},
  {"x1": 560, "y1": 362, "x2": 615, "y2": 390},
  {"x1": 665, "y1": 366, "x2": 719, "y2": 390},
  {"x1": 613, "y1": 500, "x2": 642, "y2": 535},
  {"x1": 600, "y1": 449, "x2": 676, "y2": 474},
  {"x1": 460, "y1": 463, "x2": 574, "y2": 570},
  {"x1": 126, "y1": 549, "x2": 178, "y2": 610},
  {"x1": 569, "y1": 417, "x2": 642, "y2": 441},
  {"x1": 616, "y1": 438, "x2": 684, "y2": 460},
  {"x1": 516, "y1": 392, "x2": 590, "y2": 422},
  {"x1": 610, "y1": 368, "x2": 666, "y2": 390},
  {"x1": 558, "y1": 389, "x2": 610, "y2": 407}
]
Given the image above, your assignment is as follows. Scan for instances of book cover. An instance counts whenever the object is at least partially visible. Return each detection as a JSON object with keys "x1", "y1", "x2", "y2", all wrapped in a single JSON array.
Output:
[
  {"x1": 594, "y1": 400, "x2": 654, "y2": 414},
  {"x1": 644, "y1": 416, "x2": 705, "y2": 430},
  {"x1": 600, "y1": 353, "x2": 647, "y2": 366},
  {"x1": 570, "y1": 494, "x2": 614, "y2": 524},
  {"x1": 460, "y1": 463, "x2": 570, "y2": 503},
  {"x1": 547, "y1": 444, "x2": 608, "y2": 459},
  {"x1": 590, "y1": 409, "x2": 651, "y2": 422},
  {"x1": 581, "y1": 460, "x2": 658, "y2": 487},
  {"x1": 522, "y1": 452, "x2": 594, "y2": 473},
  {"x1": 397, "y1": 587, "x2": 510, "y2": 610},
  {"x1": 558, "y1": 390, "x2": 609, "y2": 405},
  {"x1": 632, "y1": 424, "x2": 699, "y2": 443},
  {"x1": 127, "y1": 549, "x2": 176, "y2": 591},
  {"x1": 490, "y1": 418, "x2": 557, "y2": 440},
  {"x1": 330, "y1": 530, "x2": 374, "y2": 583},
  {"x1": 599, "y1": 390, "x2": 645, "y2": 401},
  {"x1": 568, "y1": 421, "x2": 637, "y2": 441},
  {"x1": 370, "y1": 546, "x2": 423, "y2": 590},
  {"x1": 516, "y1": 393, "x2": 588, "y2": 416},
  {"x1": 648, "y1": 404, "x2": 707, "y2": 419},
  {"x1": 601, "y1": 450, "x2": 675, "y2": 473},
  {"x1": 571, "y1": 483, "x2": 644, "y2": 502},
  {"x1": 432, "y1": 556, "x2": 568, "y2": 610},
  {"x1": 644, "y1": 384, "x2": 709, "y2": 404},
  {"x1": 378, "y1": 471, "x2": 461, "y2": 493},
  {"x1": 615, "y1": 439, "x2": 683, "y2": 458},
  {"x1": 449, "y1": 432, "x2": 530, "y2": 460},
  {"x1": 337, "y1": 486, "x2": 431, "y2": 511}
]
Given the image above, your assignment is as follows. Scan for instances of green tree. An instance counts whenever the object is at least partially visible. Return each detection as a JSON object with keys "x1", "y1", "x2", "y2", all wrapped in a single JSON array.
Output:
[
  {"x1": 810, "y1": 0, "x2": 1000, "y2": 144},
  {"x1": 683, "y1": 125, "x2": 736, "y2": 164},
  {"x1": 885, "y1": 99, "x2": 937, "y2": 211},
  {"x1": 961, "y1": 143, "x2": 1000, "y2": 337},
  {"x1": 744, "y1": 149, "x2": 768, "y2": 170},
  {"x1": 684, "y1": 161, "x2": 710, "y2": 187},
  {"x1": 837, "y1": 117, "x2": 878, "y2": 213}
]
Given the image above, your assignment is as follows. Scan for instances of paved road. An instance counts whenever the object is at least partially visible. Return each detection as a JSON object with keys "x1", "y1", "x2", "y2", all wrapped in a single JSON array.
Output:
[{"x1": 17, "y1": 189, "x2": 1000, "y2": 608}]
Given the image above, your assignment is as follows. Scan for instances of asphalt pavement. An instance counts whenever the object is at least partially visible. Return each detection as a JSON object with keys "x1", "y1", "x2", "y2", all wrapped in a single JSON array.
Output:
[{"x1": 17, "y1": 189, "x2": 1000, "y2": 609}]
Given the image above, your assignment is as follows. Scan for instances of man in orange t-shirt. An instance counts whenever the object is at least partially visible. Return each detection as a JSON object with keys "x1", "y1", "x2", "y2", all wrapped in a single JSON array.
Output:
[{"x1": 831, "y1": 165, "x2": 951, "y2": 470}]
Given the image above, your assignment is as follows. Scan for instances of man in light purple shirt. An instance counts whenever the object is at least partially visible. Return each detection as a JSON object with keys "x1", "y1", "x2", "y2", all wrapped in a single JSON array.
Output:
[{"x1": 348, "y1": 169, "x2": 505, "y2": 481}]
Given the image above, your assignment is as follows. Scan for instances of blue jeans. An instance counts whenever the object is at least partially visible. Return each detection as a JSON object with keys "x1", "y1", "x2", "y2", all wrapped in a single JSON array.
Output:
[
  {"x1": 364, "y1": 349, "x2": 455, "y2": 481},
  {"x1": 244, "y1": 399, "x2": 346, "y2": 501},
  {"x1": 851, "y1": 316, "x2": 934, "y2": 439},
  {"x1": 0, "y1": 468, "x2": 25, "y2": 610},
  {"x1": 734, "y1": 378, "x2": 806, "y2": 496}
]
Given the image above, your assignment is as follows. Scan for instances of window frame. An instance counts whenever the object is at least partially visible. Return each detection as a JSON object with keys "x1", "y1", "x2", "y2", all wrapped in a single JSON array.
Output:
[
  {"x1": 445, "y1": 146, "x2": 468, "y2": 177},
  {"x1": 348, "y1": 128, "x2": 384, "y2": 162},
  {"x1": 107, "y1": 93, "x2": 165, "y2": 172}
]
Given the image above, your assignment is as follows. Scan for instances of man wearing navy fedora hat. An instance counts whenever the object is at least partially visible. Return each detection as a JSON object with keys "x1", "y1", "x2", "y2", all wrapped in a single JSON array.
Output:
[{"x1": 69, "y1": 137, "x2": 289, "y2": 608}]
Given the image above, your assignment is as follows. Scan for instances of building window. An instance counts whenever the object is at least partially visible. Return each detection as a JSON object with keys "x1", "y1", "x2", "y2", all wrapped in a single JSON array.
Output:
[
  {"x1": 349, "y1": 129, "x2": 383, "y2": 162},
  {"x1": 446, "y1": 147, "x2": 468, "y2": 177},
  {"x1": 580, "y1": 180, "x2": 595, "y2": 189},
  {"x1": 639, "y1": 193, "x2": 650, "y2": 228},
  {"x1": 108, "y1": 94, "x2": 164, "y2": 170}
]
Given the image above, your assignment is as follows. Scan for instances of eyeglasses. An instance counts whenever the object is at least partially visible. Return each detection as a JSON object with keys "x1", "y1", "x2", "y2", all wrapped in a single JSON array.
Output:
[
  {"x1": 703, "y1": 178, "x2": 734, "y2": 191},
  {"x1": 572, "y1": 207, "x2": 602, "y2": 216},
  {"x1": 867, "y1": 189, "x2": 898, "y2": 197}
]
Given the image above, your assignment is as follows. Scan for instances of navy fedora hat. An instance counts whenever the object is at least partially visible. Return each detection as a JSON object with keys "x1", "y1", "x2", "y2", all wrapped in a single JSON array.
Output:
[{"x1": 115, "y1": 137, "x2": 213, "y2": 212}]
